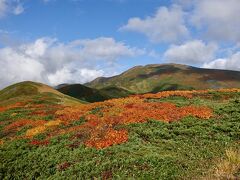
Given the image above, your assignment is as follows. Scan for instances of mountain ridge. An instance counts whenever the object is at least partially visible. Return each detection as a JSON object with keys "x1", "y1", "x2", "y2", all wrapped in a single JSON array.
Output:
[{"x1": 85, "y1": 63, "x2": 240, "y2": 94}]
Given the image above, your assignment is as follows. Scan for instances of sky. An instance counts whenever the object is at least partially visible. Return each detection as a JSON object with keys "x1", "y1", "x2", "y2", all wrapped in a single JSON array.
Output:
[{"x1": 0, "y1": 0, "x2": 240, "y2": 89}]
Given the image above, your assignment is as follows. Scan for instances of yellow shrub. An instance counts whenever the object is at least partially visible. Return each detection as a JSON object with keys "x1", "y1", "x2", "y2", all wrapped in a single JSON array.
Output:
[
  {"x1": 26, "y1": 126, "x2": 46, "y2": 137},
  {"x1": 45, "y1": 120, "x2": 62, "y2": 127}
]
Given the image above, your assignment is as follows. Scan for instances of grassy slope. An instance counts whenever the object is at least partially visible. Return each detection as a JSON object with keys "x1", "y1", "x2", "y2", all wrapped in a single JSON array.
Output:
[
  {"x1": 0, "y1": 81, "x2": 84, "y2": 106},
  {"x1": 86, "y1": 63, "x2": 240, "y2": 94},
  {"x1": 99, "y1": 86, "x2": 134, "y2": 98},
  {"x1": 0, "y1": 88, "x2": 239, "y2": 179}
]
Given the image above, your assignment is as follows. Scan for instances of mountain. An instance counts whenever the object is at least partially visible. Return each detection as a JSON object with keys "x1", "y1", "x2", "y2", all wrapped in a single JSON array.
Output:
[
  {"x1": 1, "y1": 67, "x2": 240, "y2": 179},
  {"x1": 0, "y1": 81, "x2": 84, "y2": 106},
  {"x1": 86, "y1": 63, "x2": 240, "y2": 94}
]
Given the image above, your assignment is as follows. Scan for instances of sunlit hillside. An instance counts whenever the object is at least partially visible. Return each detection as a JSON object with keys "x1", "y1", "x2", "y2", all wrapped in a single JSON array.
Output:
[{"x1": 86, "y1": 64, "x2": 240, "y2": 94}]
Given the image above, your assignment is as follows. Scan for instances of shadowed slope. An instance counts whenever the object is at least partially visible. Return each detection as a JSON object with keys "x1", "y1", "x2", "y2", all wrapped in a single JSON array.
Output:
[
  {"x1": 57, "y1": 84, "x2": 111, "y2": 102},
  {"x1": 57, "y1": 84, "x2": 134, "y2": 102}
]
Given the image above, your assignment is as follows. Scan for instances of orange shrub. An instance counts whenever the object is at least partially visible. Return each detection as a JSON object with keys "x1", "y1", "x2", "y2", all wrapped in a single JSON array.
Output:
[
  {"x1": 49, "y1": 93, "x2": 214, "y2": 149},
  {"x1": 138, "y1": 89, "x2": 240, "y2": 100},
  {"x1": 55, "y1": 106, "x2": 88, "y2": 123},
  {"x1": 0, "y1": 101, "x2": 26, "y2": 113},
  {"x1": 0, "y1": 139, "x2": 4, "y2": 145},
  {"x1": 30, "y1": 110, "x2": 48, "y2": 116},
  {"x1": 4, "y1": 119, "x2": 46, "y2": 132},
  {"x1": 0, "y1": 106, "x2": 6, "y2": 112},
  {"x1": 138, "y1": 90, "x2": 194, "y2": 99},
  {"x1": 119, "y1": 102, "x2": 213, "y2": 123},
  {"x1": 85, "y1": 129, "x2": 128, "y2": 149}
]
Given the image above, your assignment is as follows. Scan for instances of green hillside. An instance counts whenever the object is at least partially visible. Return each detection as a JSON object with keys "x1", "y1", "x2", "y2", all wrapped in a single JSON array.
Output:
[
  {"x1": 0, "y1": 81, "x2": 84, "y2": 106},
  {"x1": 99, "y1": 85, "x2": 134, "y2": 98},
  {"x1": 86, "y1": 64, "x2": 240, "y2": 94}
]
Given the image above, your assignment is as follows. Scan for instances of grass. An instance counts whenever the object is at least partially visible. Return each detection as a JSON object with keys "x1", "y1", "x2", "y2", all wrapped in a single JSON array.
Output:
[
  {"x1": 0, "y1": 90, "x2": 239, "y2": 179},
  {"x1": 204, "y1": 148, "x2": 240, "y2": 179},
  {"x1": 0, "y1": 81, "x2": 39, "y2": 101},
  {"x1": 214, "y1": 148, "x2": 240, "y2": 179}
]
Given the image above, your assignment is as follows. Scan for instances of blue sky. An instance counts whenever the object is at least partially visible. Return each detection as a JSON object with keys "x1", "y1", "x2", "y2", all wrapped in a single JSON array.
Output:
[
  {"x1": 0, "y1": 0, "x2": 240, "y2": 88},
  {"x1": 1, "y1": 0, "x2": 166, "y2": 46}
]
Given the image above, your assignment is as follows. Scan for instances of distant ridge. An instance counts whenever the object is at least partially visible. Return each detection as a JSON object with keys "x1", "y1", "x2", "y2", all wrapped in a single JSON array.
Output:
[
  {"x1": 3, "y1": 63, "x2": 239, "y2": 104},
  {"x1": 85, "y1": 63, "x2": 240, "y2": 94}
]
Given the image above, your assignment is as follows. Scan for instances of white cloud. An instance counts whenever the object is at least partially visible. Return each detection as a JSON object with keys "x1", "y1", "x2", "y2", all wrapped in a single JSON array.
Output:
[
  {"x1": 203, "y1": 52, "x2": 240, "y2": 71},
  {"x1": 48, "y1": 68, "x2": 104, "y2": 85},
  {"x1": 70, "y1": 37, "x2": 144, "y2": 61},
  {"x1": 121, "y1": 0, "x2": 240, "y2": 43},
  {"x1": 120, "y1": 4, "x2": 189, "y2": 43},
  {"x1": 0, "y1": 37, "x2": 145, "y2": 89},
  {"x1": 13, "y1": 3, "x2": 24, "y2": 15},
  {"x1": 191, "y1": 0, "x2": 240, "y2": 42},
  {"x1": 164, "y1": 40, "x2": 218, "y2": 65},
  {"x1": 0, "y1": 47, "x2": 46, "y2": 89},
  {"x1": 0, "y1": 0, "x2": 24, "y2": 18}
]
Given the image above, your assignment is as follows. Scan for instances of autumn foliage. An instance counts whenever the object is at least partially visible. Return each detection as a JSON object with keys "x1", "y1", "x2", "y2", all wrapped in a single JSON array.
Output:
[
  {"x1": 4, "y1": 119, "x2": 46, "y2": 132},
  {"x1": 0, "y1": 102, "x2": 26, "y2": 113},
  {"x1": 85, "y1": 129, "x2": 128, "y2": 149},
  {"x1": 2, "y1": 89, "x2": 239, "y2": 149},
  {"x1": 51, "y1": 91, "x2": 214, "y2": 149},
  {"x1": 29, "y1": 139, "x2": 49, "y2": 146},
  {"x1": 138, "y1": 88, "x2": 240, "y2": 99}
]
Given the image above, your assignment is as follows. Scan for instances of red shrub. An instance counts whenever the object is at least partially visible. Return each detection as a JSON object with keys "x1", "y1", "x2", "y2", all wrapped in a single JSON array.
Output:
[{"x1": 29, "y1": 139, "x2": 49, "y2": 146}]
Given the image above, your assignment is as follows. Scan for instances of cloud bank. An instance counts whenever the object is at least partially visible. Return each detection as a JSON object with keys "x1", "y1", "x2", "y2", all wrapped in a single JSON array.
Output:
[
  {"x1": 164, "y1": 40, "x2": 218, "y2": 66},
  {"x1": 0, "y1": 37, "x2": 144, "y2": 89},
  {"x1": 190, "y1": 0, "x2": 240, "y2": 42},
  {"x1": 120, "y1": 5, "x2": 189, "y2": 43},
  {"x1": 203, "y1": 52, "x2": 240, "y2": 71}
]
